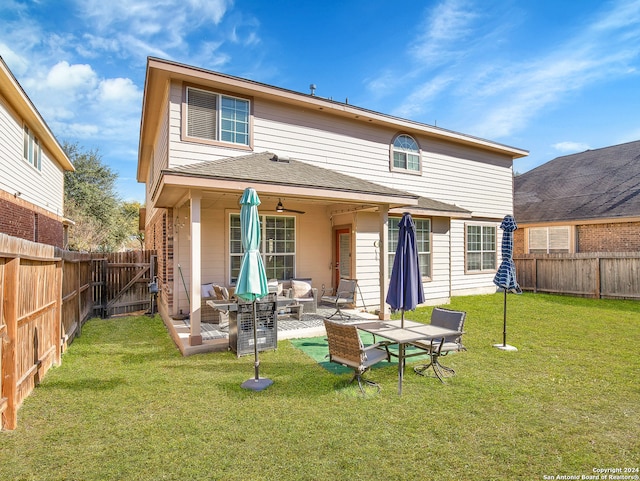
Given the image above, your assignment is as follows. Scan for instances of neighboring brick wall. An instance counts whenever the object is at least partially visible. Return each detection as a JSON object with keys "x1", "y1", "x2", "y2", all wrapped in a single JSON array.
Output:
[
  {"x1": 146, "y1": 208, "x2": 174, "y2": 311},
  {"x1": 577, "y1": 221, "x2": 640, "y2": 252},
  {"x1": 513, "y1": 229, "x2": 525, "y2": 255},
  {"x1": 0, "y1": 191, "x2": 64, "y2": 248},
  {"x1": 36, "y1": 212, "x2": 64, "y2": 247}
]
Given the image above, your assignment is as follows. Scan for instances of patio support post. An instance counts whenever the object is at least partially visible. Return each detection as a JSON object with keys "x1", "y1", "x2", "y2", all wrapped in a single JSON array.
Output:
[
  {"x1": 189, "y1": 190, "x2": 202, "y2": 346},
  {"x1": 378, "y1": 205, "x2": 390, "y2": 320}
]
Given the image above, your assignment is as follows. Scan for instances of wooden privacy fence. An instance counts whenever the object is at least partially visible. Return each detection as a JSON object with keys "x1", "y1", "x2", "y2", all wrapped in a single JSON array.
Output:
[
  {"x1": 1, "y1": 233, "x2": 156, "y2": 430},
  {"x1": 514, "y1": 253, "x2": 640, "y2": 300}
]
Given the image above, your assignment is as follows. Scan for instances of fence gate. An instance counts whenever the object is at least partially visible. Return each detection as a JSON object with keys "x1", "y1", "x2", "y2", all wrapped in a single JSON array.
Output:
[{"x1": 93, "y1": 251, "x2": 157, "y2": 317}]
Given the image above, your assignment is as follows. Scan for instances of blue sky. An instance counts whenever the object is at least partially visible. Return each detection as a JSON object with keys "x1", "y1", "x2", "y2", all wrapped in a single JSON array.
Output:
[{"x1": 1, "y1": 0, "x2": 639, "y2": 203}]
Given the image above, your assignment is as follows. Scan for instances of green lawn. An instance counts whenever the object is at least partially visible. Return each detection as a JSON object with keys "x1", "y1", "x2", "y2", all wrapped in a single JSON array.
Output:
[{"x1": 2, "y1": 293, "x2": 638, "y2": 480}]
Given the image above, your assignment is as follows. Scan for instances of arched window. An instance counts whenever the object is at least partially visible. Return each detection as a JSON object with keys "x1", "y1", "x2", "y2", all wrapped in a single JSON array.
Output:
[{"x1": 391, "y1": 134, "x2": 420, "y2": 172}]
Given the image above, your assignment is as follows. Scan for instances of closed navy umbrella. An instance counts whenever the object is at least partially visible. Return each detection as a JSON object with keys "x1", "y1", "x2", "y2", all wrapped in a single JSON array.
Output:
[
  {"x1": 386, "y1": 212, "x2": 425, "y2": 394},
  {"x1": 493, "y1": 214, "x2": 521, "y2": 351},
  {"x1": 235, "y1": 188, "x2": 272, "y2": 390}
]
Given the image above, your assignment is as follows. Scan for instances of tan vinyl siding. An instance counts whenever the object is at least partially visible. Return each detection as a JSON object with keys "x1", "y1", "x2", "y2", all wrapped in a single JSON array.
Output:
[{"x1": 169, "y1": 85, "x2": 514, "y2": 223}]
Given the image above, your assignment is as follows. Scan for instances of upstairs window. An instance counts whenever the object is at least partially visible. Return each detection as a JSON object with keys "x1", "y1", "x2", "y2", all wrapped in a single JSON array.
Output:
[
  {"x1": 391, "y1": 134, "x2": 421, "y2": 173},
  {"x1": 23, "y1": 126, "x2": 41, "y2": 171},
  {"x1": 185, "y1": 87, "x2": 250, "y2": 146}
]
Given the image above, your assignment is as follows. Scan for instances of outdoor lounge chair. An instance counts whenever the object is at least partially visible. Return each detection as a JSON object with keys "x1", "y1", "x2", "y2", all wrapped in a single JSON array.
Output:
[
  {"x1": 323, "y1": 319, "x2": 390, "y2": 393},
  {"x1": 321, "y1": 278, "x2": 358, "y2": 320},
  {"x1": 411, "y1": 307, "x2": 466, "y2": 382}
]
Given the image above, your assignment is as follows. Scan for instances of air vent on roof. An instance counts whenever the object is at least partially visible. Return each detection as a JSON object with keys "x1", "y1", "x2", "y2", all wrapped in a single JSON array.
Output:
[{"x1": 272, "y1": 155, "x2": 291, "y2": 163}]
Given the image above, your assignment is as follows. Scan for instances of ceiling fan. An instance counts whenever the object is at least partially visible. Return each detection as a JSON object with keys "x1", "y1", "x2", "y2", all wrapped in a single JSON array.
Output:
[{"x1": 275, "y1": 198, "x2": 305, "y2": 214}]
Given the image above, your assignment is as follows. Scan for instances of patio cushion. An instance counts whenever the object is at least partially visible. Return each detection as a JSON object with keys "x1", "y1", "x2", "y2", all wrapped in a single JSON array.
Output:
[
  {"x1": 214, "y1": 285, "x2": 229, "y2": 300},
  {"x1": 291, "y1": 279, "x2": 312, "y2": 298},
  {"x1": 201, "y1": 283, "x2": 214, "y2": 298}
]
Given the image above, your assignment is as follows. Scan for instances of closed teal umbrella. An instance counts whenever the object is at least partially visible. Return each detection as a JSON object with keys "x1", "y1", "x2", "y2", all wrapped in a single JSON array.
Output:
[{"x1": 235, "y1": 188, "x2": 272, "y2": 390}]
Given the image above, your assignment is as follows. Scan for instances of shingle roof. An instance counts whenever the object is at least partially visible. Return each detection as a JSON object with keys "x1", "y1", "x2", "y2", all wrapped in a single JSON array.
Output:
[
  {"x1": 165, "y1": 151, "x2": 417, "y2": 198},
  {"x1": 514, "y1": 140, "x2": 640, "y2": 223}
]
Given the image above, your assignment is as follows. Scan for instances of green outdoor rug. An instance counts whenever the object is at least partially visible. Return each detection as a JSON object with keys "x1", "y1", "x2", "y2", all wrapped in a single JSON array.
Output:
[{"x1": 289, "y1": 333, "x2": 431, "y2": 375}]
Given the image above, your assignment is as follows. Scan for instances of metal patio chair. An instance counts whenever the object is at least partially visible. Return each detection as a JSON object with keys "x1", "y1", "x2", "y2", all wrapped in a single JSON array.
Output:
[
  {"x1": 321, "y1": 278, "x2": 358, "y2": 320},
  {"x1": 411, "y1": 307, "x2": 467, "y2": 382}
]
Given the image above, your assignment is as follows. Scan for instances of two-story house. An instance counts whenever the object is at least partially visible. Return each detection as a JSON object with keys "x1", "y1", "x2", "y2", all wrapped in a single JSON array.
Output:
[
  {"x1": 137, "y1": 57, "x2": 527, "y2": 350},
  {"x1": 0, "y1": 56, "x2": 74, "y2": 248}
]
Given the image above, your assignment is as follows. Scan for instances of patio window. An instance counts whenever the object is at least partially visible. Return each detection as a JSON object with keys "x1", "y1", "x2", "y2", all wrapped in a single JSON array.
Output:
[
  {"x1": 23, "y1": 126, "x2": 41, "y2": 171},
  {"x1": 230, "y1": 214, "x2": 295, "y2": 284},
  {"x1": 388, "y1": 216, "x2": 431, "y2": 279},
  {"x1": 466, "y1": 224, "x2": 496, "y2": 272},
  {"x1": 390, "y1": 134, "x2": 421, "y2": 173},
  {"x1": 528, "y1": 226, "x2": 570, "y2": 253},
  {"x1": 185, "y1": 87, "x2": 249, "y2": 146}
]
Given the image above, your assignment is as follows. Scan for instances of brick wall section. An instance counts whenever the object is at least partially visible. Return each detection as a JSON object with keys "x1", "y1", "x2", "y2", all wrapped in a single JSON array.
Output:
[
  {"x1": 513, "y1": 229, "x2": 525, "y2": 255},
  {"x1": 145, "y1": 208, "x2": 174, "y2": 311},
  {"x1": 0, "y1": 190, "x2": 64, "y2": 248},
  {"x1": 577, "y1": 221, "x2": 640, "y2": 252}
]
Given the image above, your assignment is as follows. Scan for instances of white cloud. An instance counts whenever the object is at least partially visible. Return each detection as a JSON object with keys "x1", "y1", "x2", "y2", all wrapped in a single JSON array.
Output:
[
  {"x1": 552, "y1": 141, "x2": 591, "y2": 153},
  {"x1": 392, "y1": 75, "x2": 454, "y2": 118},
  {"x1": 410, "y1": 0, "x2": 478, "y2": 64},
  {"x1": 45, "y1": 61, "x2": 98, "y2": 91},
  {"x1": 465, "y1": 0, "x2": 640, "y2": 138},
  {"x1": 98, "y1": 77, "x2": 141, "y2": 104}
]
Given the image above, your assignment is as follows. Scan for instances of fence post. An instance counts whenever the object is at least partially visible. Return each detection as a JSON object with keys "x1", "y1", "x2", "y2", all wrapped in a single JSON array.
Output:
[
  {"x1": 54, "y1": 259, "x2": 63, "y2": 366},
  {"x1": 1, "y1": 257, "x2": 19, "y2": 430},
  {"x1": 595, "y1": 257, "x2": 601, "y2": 299},
  {"x1": 532, "y1": 258, "x2": 538, "y2": 293},
  {"x1": 76, "y1": 258, "x2": 82, "y2": 337}
]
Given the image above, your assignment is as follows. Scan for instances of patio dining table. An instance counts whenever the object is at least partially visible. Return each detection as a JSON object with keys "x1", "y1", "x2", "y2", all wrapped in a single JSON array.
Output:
[{"x1": 355, "y1": 319, "x2": 461, "y2": 395}]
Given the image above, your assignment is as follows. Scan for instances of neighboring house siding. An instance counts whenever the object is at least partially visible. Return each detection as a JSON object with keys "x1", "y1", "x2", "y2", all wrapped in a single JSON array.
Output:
[
  {"x1": 577, "y1": 222, "x2": 640, "y2": 252},
  {"x1": 0, "y1": 97, "x2": 65, "y2": 217},
  {"x1": 0, "y1": 94, "x2": 65, "y2": 248}
]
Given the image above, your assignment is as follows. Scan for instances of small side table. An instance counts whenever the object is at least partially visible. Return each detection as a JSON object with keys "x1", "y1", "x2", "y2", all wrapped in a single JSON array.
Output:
[{"x1": 288, "y1": 304, "x2": 303, "y2": 320}]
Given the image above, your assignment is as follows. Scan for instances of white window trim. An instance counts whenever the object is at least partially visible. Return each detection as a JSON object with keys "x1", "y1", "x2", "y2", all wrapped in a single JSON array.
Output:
[
  {"x1": 390, "y1": 133, "x2": 422, "y2": 175},
  {"x1": 465, "y1": 222, "x2": 497, "y2": 273},
  {"x1": 229, "y1": 213, "x2": 296, "y2": 284},
  {"x1": 23, "y1": 125, "x2": 42, "y2": 171}
]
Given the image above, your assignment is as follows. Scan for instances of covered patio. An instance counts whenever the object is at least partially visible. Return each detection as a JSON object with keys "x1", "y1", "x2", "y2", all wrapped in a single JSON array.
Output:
[
  {"x1": 146, "y1": 151, "x2": 467, "y2": 354},
  {"x1": 165, "y1": 304, "x2": 378, "y2": 356}
]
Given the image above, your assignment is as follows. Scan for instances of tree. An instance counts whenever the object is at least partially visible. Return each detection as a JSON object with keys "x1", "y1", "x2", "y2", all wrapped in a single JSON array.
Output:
[
  {"x1": 63, "y1": 142, "x2": 134, "y2": 252},
  {"x1": 121, "y1": 201, "x2": 145, "y2": 250}
]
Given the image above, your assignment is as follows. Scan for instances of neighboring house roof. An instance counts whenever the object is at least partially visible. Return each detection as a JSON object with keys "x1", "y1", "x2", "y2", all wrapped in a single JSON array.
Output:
[
  {"x1": 159, "y1": 151, "x2": 467, "y2": 216},
  {"x1": 0, "y1": 56, "x2": 73, "y2": 172},
  {"x1": 138, "y1": 57, "x2": 528, "y2": 183},
  {"x1": 515, "y1": 140, "x2": 640, "y2": 223}
]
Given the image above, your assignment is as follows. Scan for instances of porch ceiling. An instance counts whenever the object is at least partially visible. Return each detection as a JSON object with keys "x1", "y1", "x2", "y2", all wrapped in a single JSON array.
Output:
[{"x1": 153, "y1": 151, "x2": 420, "y2": 209}]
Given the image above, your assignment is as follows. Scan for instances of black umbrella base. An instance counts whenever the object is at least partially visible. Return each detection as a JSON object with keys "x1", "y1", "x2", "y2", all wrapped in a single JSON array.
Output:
[
  {"x1": 241, "y1": 377, "x2": 274, "y2": 391},
  {"x1": 493, "y1": 343, "x2": 518, "y2": 351}
]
